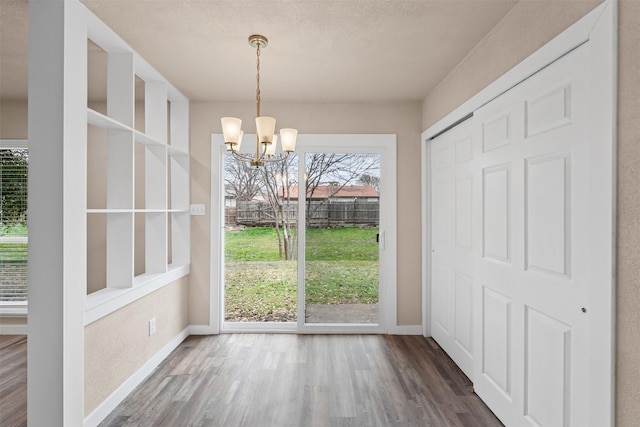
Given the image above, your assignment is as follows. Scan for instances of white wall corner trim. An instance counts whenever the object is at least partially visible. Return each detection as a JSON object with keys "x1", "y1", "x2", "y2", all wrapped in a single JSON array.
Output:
[
  {"x1": 83, "y1": 327, "x2": 190, "y2": 427},
  {"x1": 421, "y1": 136, "x2": 431, "y2": 337}
]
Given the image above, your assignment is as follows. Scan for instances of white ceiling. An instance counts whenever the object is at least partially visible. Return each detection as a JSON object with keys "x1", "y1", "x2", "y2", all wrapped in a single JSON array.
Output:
[{"x1": 1, "y1": 0, "x2": 519, "y2": 103}]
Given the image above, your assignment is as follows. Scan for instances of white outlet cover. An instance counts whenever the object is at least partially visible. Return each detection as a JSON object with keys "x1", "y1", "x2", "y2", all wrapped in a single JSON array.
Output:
[{"x1": 190, "y1": 204, "x2": 205, "y2": 216}]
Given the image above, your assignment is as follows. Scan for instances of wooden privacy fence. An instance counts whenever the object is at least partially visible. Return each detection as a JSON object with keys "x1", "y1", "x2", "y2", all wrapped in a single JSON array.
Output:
[{"x1": 228, "y1": 200, "x2": 379, "y2": 227}]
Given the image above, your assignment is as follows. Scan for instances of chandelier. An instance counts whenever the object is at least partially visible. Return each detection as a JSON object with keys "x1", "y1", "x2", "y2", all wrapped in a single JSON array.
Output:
[{"x1": 221, "y1": 34, "x2": 297, "y2": 168}]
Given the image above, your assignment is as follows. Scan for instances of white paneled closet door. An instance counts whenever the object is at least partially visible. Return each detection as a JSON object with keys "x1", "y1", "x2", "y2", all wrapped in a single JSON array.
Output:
[
  {"x1": 430, "y1": 118, "x2": 475, "y2": 378},
  {"x1": 472, "y1": 41, "x2": 600, "y2": 426}
]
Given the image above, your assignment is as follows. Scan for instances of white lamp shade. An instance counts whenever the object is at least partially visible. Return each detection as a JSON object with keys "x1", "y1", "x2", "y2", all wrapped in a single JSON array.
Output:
[
  {"x1": 256, "y1": 116, "x2": 276, "y2": 144},
  {"x1": 225, "y1": 130, "x2": 243, "y2": 152},
  {"x1": 280, "y1": 128, "x2": 298, "y2": 152},
  {"x1": 236, "y1": 131, "x2": 244, "y2": 151},
  {"x1": 221, "y1": 117, "x2": 242, "y2": 145},
  {"x1": 265, "y1": 135, "x2": 278, "y2": 156}
]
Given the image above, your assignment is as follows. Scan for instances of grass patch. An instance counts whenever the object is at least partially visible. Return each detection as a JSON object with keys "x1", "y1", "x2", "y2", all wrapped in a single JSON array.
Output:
[
  {"x1": 225, "y1": 226, "x2": 378, "y2": 261},
  {"x1": 306, "y1": 227, "x2": 378, "y2": 261},
  {"x1": 224, "y1": 226, "x2": 379, "y2": 322},
  {"x1": 0, "y1": 243, "x2": 27, "y2": 262},
  {"x1": 305, "y1": 261, "x2": 378, "y2": 305},
  {"x1": 225, "y1": 261, "x2": 296, "y2": 322},
  {"x1": 225, "y1": 227, "x2": 285, "y2": 261},
  {"x1": 0, "y1": 224, "x2": 27, "y2": 237}
]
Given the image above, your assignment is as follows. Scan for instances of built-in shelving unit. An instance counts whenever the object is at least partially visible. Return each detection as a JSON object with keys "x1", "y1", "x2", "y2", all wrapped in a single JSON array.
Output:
[{"x1": 84, "y1": 12, "x2": 190, "y2": 317}]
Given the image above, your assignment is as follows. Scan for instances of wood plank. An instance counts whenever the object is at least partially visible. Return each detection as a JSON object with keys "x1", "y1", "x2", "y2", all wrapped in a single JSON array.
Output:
[
  {"x1": 0, "y1": 335, "x2": 27, "y2": 427},
  {"x1": 0, "y1": 334, "x2": 503, "y2": 426}
]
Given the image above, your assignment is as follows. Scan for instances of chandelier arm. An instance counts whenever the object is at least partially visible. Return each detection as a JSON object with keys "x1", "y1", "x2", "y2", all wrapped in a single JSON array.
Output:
[
  {"x1": 230, "y1": 150, "x2": 258, "y2": 163},
  {"x1": 261, "y1": 152, "x2": 292, "y2": 163}
]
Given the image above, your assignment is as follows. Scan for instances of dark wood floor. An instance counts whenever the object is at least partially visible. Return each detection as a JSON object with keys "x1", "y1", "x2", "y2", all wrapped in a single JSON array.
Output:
[
  {"x1": 0, "y1": 335, "x2": 27, "y2": 427},
  {"x1": 0, "y1": 334, "x2": 503, "y2": 427}
]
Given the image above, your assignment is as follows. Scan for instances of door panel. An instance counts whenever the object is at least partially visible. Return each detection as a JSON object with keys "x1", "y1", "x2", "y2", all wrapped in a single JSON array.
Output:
[
  {"x1": 525, "y1": 154, "x2": 571, "y2": 277},
  {"x1": 427, "y1": 5, "x2": 614, "y2": 425},
  {"x1": 524, "y1": 306, "x2": 571, "y2": 427},
  {"x1": 430, "y1": 118, "x2": 475, "y2": 378},
  {"x1": 301, "y1": 150, "x2": 384, "y2": 329},
  {"x1": 472, "y1": 43, "x2": 591, "y2": 426}
]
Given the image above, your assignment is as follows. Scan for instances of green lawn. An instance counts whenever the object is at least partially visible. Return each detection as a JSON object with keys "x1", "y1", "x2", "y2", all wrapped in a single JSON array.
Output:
[
  {"x1": 225, "y1": 227, "x2": 378, "y2": 322},
  {"x1": 0, "y1": 225, "x2": 28, "y2": 301}
]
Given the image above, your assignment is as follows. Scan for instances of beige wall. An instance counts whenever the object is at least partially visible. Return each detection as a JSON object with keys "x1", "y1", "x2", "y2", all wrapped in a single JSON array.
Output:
[
  {"x1": 422, "y1": 1, "x2": 640, "y2": 425},
  {"x1": 84, "y1": 276, "x2": 189, "y2": 415},
  {"x1": 422, "y1": 1, "x2": 600, "y2": 128},
  {"x1": 0, "y1": 99, "x2": 27, "y2": 138},
  {"x1": 189, "y1": 101, "x2": 424, "y2": 326},
  {"x1": 615, "y1": 1, "x2": 640, "y2": 423},
  {"x1": 0, "y1": 317, "x2": 27, "y2": 327}
]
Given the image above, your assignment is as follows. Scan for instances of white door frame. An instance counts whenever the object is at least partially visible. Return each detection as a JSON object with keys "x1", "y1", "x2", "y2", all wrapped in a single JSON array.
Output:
[
  {"x1": 211, "y1": 134, "x2": 398, "y2": 334},
  {"x1": 421, "y1": 1, "x2": 616, "y2": 425}
]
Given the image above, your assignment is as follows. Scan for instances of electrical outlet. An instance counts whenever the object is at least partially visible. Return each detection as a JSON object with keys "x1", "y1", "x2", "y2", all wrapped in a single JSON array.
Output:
[
  {"x1": 190, "y1": 204, "x2": 205, "y2": 216},
  {"x1": 149, "y1": 317, "x2": 157, "y2": 336}
]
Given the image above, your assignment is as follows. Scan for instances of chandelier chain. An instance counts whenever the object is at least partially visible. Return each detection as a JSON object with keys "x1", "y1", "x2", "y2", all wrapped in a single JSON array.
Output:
[{"x1": 256, "y1": 43, "x2": 261, "y2": 117}]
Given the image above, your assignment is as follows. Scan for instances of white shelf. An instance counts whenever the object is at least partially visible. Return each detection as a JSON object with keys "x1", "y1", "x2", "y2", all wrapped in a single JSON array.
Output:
[
  {"x1": 86, "y1": 209, "x2": 133, "y2": 214},
  {"x1": 134, "y1": 130, "x2": 164, "y2": 148},
  {"x1": 87, "y1": 108, "x2": 132, "y2": 132},
  {"x1": 85, "y1": 28, "x2": 190, "y2": 317},
  {"x1": 167, "y1": 145, "x2": 189, "y2": 157}
]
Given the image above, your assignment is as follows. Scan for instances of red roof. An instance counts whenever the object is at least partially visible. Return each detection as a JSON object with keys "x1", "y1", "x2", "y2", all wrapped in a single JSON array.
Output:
[{"x1": 278, "y1": 185, "x2": 378, "y2": 200}]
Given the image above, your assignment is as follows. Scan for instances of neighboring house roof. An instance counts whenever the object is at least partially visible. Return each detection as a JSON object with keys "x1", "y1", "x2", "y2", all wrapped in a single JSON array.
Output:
[{"x1": 278, "y1": 185, "x2": 379, "y2": 200}]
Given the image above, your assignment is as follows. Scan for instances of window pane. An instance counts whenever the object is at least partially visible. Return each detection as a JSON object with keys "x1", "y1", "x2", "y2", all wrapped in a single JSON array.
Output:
[{"x1": 1, "y1": 148, "x2": 28, "y2": 302}]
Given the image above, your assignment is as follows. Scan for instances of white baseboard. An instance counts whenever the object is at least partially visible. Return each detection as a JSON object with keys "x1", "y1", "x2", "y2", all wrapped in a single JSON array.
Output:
[
  {"x1": 83, "y1": 327, "x2": 190, "y2": 427},
  {"x1": 0, "y1": 324, "x2": 28, "y2": 335},
  {"x1": 189, "y1": 324, "x2": 218, "y2": 335},
  {"x1": 388, "y1": 325, "x2": 423, "y2": 335}
]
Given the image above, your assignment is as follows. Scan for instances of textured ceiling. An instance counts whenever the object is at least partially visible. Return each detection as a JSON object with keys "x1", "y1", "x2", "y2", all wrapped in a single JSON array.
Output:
[{"x1": 0, "y1": 0, "x2": 518, "y2": 102}]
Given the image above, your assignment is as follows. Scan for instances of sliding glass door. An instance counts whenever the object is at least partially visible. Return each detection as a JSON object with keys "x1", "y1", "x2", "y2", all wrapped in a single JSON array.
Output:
[
  {"x1": 302, "y1": 152, "x2": 380, "y2": 325},
  {"x1": 216, "y1": 134, "x2": 395, "y2": 333}
]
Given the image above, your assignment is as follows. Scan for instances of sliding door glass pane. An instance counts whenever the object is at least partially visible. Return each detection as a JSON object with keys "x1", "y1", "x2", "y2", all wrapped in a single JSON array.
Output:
[
  {"x1": 304, "y1": 152, "x2": 380, "y2": 324},
  {"x1": 223, "y1": 153, "x2": 298, "y2": 322}
]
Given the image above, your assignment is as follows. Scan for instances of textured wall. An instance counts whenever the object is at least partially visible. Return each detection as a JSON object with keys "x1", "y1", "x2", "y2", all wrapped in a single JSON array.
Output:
[
  {"x1": 189, "y1": 101, "x2": 424, "y2": 326},
  {"x1": 84, "y1": 277, "x2": 189, "y2": 415},
  {"x1": 422, "y1": 1, "x2": 600, "y2": 129},
  {"x1": 423, "y1": 1, "x2": 640, "y2": 425},
  {"x1": 615, "y1": 1, "x2": 640, "y2": 423},
  {"x1": 0, "y1": 317, "x2": 27, "y2": 327},
  {"x1": 0, "y1": 99, "x2": 27, "y2": 138}
]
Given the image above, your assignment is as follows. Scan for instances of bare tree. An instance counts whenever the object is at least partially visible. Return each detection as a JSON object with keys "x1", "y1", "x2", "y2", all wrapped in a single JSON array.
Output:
[
  {"x1": 358, "y1": 174, "x2": 380, "y2": 193},
  {"x1": 260, "y1": 156, "x2": 298, "y2": 260},
  {"x1": 224, "y1": 152, "x2": 379, "y2": 259},
  {"x1": 224, "y1": 154, "x2": 263, "y2": 201},
  {"x1": 305, "y1": 153, "x2": 379, "y2": 223}
]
